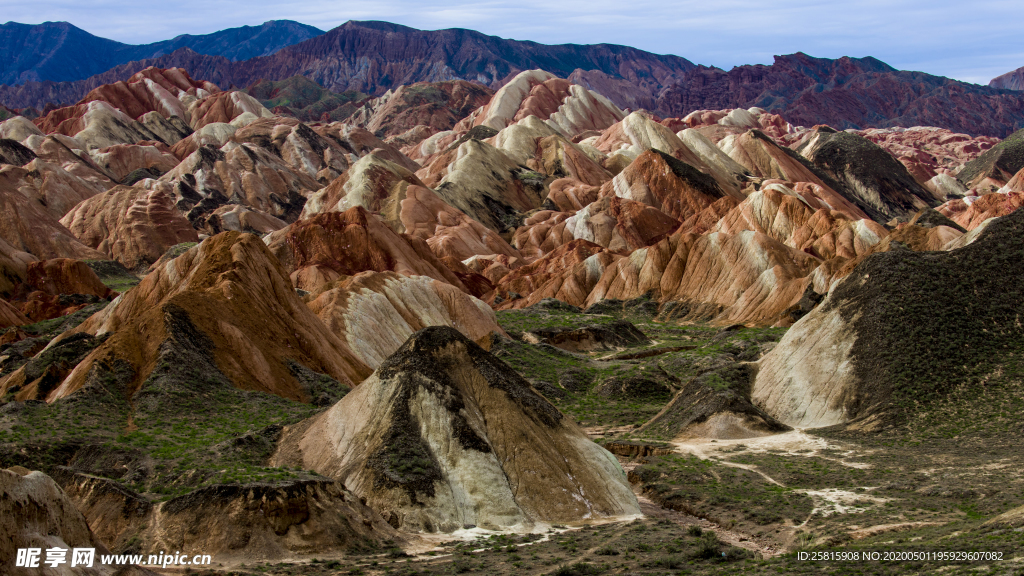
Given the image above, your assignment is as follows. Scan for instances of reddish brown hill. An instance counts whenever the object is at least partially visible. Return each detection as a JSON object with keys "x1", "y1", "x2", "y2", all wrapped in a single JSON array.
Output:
[
  {"x1": 225, "y1": 21, "x2": 696, "y2": 96},
  {"x1": 265, "y1": 207, "x2": 488, "y2": 295},
  {"x1": 344, "y1": 80, "x2": 493, "y2": 138},
  {"x1": 0, "y1": 231, "x2": 366, "y2": 403},
  {"x1": 656, "y1": 54, "x2": 1024, "y2": 137}
]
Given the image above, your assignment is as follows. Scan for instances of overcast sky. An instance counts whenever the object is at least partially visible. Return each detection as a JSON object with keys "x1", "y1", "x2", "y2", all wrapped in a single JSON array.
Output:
[{"x1": 3, "y1": 0, "x2": 1021, "y2": 85}]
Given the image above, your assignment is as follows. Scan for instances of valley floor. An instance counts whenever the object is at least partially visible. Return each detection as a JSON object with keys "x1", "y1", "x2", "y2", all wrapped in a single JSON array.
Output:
[{"x1": 120, "y1": 303, "x2": 1024, "y2": 576}]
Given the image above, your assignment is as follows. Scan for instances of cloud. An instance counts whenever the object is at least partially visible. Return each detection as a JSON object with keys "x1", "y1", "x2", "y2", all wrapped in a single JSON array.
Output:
[{"x1": 2, "y1": 0, "x2": 1022, "y2": 82}]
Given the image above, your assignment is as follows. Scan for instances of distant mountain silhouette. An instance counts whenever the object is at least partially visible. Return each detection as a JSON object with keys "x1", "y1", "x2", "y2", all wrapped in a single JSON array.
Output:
[
  {"x1": 0, "y1": 20, "x2": 323, "y2": 85},
  {"x1": 2, "y1": 20, "x2": 1024, "y2": 136}
]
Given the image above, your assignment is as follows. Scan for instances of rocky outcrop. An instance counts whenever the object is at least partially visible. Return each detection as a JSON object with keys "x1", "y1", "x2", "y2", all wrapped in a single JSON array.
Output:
[
  {"x1": 1, "y1": 156, "x2": 109, "y2": 220},
  {"x1": 306, "y1": 271, "x2": 503, "y2": 374},
  {"x1": 344, "y1": 80, "x2": 494, "y2": 138},
  {"x1": 513, "y1": 195, "x2": 679, "y2": 257},
  {"x1": 491, "y1": 240, "x2": 614, "y2": 306},
  {"x1": 299, "y1": 151, "x2": 421, "y2": 219},
  {"x1": 583, "y1": 228, "x2": 820, "y2": 326},
  {"x1": 855, "y1": 126, "x2": 996, "y2": 186},
  {"x1": 0, "y1": 232, "x2": 365, "y2": 403},
  {"x1": 711, "y1": 188, "x2": 886, "y2": 260},
  {"x1": 265, "y1": 207, "x2": 479, "y2": 293},
  {"x1": 54, "y1": 468, "x2": 395, "y2": 562},
  {"x1": 592, "y1": 112, "x2": 732, "y2": 189},
  {"x1": 639, "y1": 364, "x2": 789, "y2": 440},
  {"x1": 197, "y1": 204, "x2": 287, "y2": 235},
  {"x1": 160, "y1": 138, "x2": 320, "y2": 224},
  {"x1": 186, "y1": 91, "x2": 273, "y2": 130},
  {"x1": 938, "y1": 192, "x2": 1024, "y2": 230},
  {"x1": 722, "y1": 130, "x2": 870, "y2": 221},
  {"x1": 0, "y1": 166, "x2": 105, "y2": 260},
  {"x1": 35, "y1": 101, "x2": 164, "y2": 151},
  {"x1": 60, "y1": 183, "x2": 199, "y2": 271},
  {"x1": 601, "y1": 149, "x2": 731, "y2": 221},
  {"x1": 89, "y1": 143, "x2": 180, "y2": 182},
  {"x1": 271, "y1": 326, "x2": 640, "y2": 532},
  {"x1": 752, "y1": 206, "x2": 1024, "y2": 429},
  {"x1": 493, "y1": 116, "x2": 611, "y2": 186},
  {"x1": 467, "y1": 70, "x2": 626, "y2": 137},
  {"x1": 429, "y1": 138, "x2": 547, "y2": 233},
  {"x1": 1, "y1": 466, "x2": 153, "y2": 575},
  {"x1": 990, "y1": 66, "x2": 1024, "y2": 91},
  {"x1": 12, "y1": 258, "x2": 114, "y2": 321},
  {"x1": 397, "y1": 185, "x2": 521, "y2": 262},
  {"x1": 54, "y1": 67, "x2": 215, "y2": 126}
]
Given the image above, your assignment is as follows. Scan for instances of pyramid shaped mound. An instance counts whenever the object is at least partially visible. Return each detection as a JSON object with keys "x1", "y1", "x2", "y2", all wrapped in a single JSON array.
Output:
[
  {"x1": 0, "y1": 231, "x2": 363, "y2": 403},
  {"x1": 753, "y1": 206, "x2": 1024, "y2": 429},
  {"x1": 272, "y1": 326, "x2": 640, "y2": 532},
  {"x1": 603, "y1": 149, "x2": 729, "y2": 221},
  {"x1": 722, "y1": 130, "x2": 870, "y2": 220},
  {"x1": 800, "y1": 129, "x2": 940, "y2": 221}
]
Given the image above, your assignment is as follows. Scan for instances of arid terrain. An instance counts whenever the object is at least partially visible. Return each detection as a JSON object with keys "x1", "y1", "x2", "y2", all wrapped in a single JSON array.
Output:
[{"x1": 2, "y1": 18, "x2": 1024, "y2": 576}]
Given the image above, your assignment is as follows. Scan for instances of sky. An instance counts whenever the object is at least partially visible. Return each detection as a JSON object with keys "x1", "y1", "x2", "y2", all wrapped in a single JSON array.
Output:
[{"x1": 3, "y1": 0, "x2": 1022, "y2": 85}]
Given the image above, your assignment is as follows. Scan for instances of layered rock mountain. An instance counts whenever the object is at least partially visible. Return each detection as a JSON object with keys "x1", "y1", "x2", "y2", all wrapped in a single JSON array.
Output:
[
  {"x1": 753, "y1": 205, "x2": 1024, "y2": 429},
  {"x1": 272, "y1": 326, "x2": 640, "y2": 532},
  {"x1": 3, "y1": 65, "x2": 1013, "y2": 333}
]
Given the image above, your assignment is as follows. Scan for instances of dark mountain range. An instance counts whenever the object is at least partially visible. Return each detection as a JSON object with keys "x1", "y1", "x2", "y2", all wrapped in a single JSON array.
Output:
[
  {"x1": 2, "y1": 20, "x2": 1024, "y2": 136},
  {"x1": 232, "y1": 20, "x2": 697, "y2": 95},
  {"x1": 0, "y1": 48, "x2": 231, "y2": 112},
  {"x1": 0, "y1": 20, "x2": 322, "y2": 85},
  {"x1": 0, "y1": 19, "x2": 696, "y2": 110},
  {"x1": 655, "y1": 54, "x2": 1024, "y2": 137}
]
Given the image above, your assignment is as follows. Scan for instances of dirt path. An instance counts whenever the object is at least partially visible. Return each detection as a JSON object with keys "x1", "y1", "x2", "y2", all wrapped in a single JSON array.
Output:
[
  {"x1": 634, "y1": 492, "x2": 783, "y2": 557},
  {"x1": 618, "y1": 459, "x2": 782, "y2": 557},
  {"x1": 669, "y1": 438, "x2": 786, "y2": 487}
]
